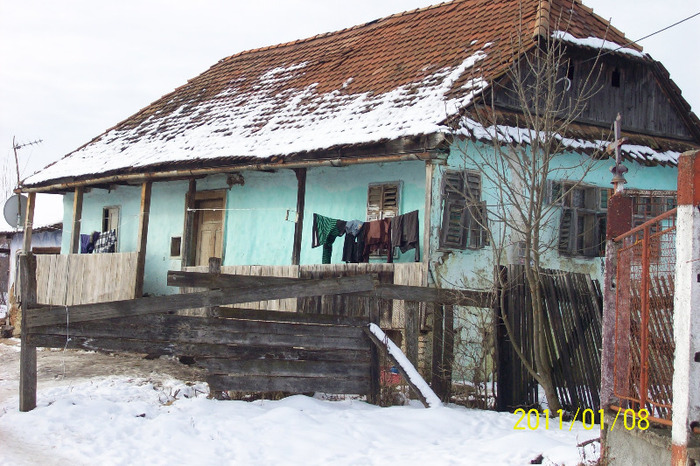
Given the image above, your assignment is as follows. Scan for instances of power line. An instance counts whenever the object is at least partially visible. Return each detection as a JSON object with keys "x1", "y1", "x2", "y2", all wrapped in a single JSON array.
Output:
[{"x1": 610, "y1": 11, "x2": 700, "y2": 55}]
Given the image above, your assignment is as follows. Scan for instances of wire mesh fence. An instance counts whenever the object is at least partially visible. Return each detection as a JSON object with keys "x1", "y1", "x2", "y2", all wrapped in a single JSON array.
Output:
[{"x1": 613, "y1": 208, "x2": 676, "y2": 426}]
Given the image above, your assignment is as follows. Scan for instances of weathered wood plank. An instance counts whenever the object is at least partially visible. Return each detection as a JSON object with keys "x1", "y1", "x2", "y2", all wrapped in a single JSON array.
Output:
[
  {"x1": 404, "y1": 301, "x2": 419, "y2": 367},
  {"x1": 213, "y1": 307, "x2": 368, "y2": 327},
  {"x1": 201, "y1": 359, "x2": 368, "y2": 378},
  {"x1": 36, "y1": 253, "x2": 138, "y2": 306},
  {"x1": 31, "y1": 314, "x2": 369, "y2": 350},
  {"x1": 27, "y1": 334, "x2": 371, "y2": 363},
  {"x1": 168, "y1": 270, "x2": 491, "y2": 306},
  {"x1": 206, "y1": 374, "x2": 370, "y2": 395},
  {"x1": 28, "y1": 274, "x2": 376, "y2": 327}
]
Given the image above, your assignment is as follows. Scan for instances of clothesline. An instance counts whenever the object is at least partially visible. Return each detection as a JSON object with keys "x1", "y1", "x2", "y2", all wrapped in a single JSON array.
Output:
[{"x1": 312, "y1": 210, "x2": 420, "y2": 265}]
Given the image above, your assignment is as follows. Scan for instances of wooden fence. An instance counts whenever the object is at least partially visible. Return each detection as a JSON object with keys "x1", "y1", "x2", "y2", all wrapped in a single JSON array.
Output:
[
  {"x1": 496, "y1": 265, "x2": 603, "y2": 411},
  {"x1": 35, "y1": 253, "x2": 138, "y2": 305},
  {"x1": 21, "y1": 254, "x2": 488, "y2": 411}
]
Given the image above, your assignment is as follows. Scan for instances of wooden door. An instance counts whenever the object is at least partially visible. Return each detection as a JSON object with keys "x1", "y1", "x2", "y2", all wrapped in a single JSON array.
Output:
[{"x1": 194, "y1": 195, "x2": 224, "y2": 266}]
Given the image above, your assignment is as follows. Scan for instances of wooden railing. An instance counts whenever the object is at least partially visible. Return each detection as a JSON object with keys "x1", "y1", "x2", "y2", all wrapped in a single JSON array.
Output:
[
  {"x1": 180, "y1": 263, "x2": 425, "y2": 328},
  {"x1": 35, "y1": 253, "x2": 138, "y2": 305}
]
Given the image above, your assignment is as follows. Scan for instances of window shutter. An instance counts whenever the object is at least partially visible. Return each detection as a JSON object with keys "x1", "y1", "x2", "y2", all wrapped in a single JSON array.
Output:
[
  {"x1": 558, "y1": 208, "x2": 573, "y2": 254},
  {"x1": 441, "y1": 199, "x2": 466, "y2": 248},
  {"x1": 441, "y1": 170, "x2": 464, "y2": 198},
  {"x1": 467, "y1": 201, "x2": 489, "y2": 248},
  {"x1": 367, "y1": 185, "x2": 383, "y2": 221}
]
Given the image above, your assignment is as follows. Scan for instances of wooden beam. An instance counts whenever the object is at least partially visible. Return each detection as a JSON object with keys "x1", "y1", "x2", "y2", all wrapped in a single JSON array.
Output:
[
  {"x1": 431, "y1": 304, "x2": 445, "y2": 399},
  {"x1": 21, "y1": 192, "x2": 36, "y2": 253},
  {"x1": 181, "y1": 179, "x2": 196, "y2": 268},
  {"x1": 404, "y1": 301, "x2": 419, "y2": 367},
  {"x1": 363, "y1": 326, "x2": 431, "y2": 408},
  {"x1": 213, "y1": 307, "x2": 368, "y2": 327},
  {"x1": 134, "y1": 181, "x2": 152, "y2": 297},
  {"x1": 19, "y1": 253, "x2": 37, "y2": 412},
  {"x1": 28, "y1": 334, "x2": 370, "y2": 362},
  {"x1": 367, "y1": 298, "x2": 381, "y2": 405},
  {"x1": 291, "y1": 168, "x2": 306, "y2": 265},
  {"x1": 26, "y1": 274, "x2": 377, "y2": 327},
  {"x1": 167, "y1": 270, "x2": 492, "y2": 307},
  {"x1": 32, "y1": 314, "x2": 368, "y2": 350},
  {"x1": 69, "y1": 187, "x2": 84, "y2": 254}
]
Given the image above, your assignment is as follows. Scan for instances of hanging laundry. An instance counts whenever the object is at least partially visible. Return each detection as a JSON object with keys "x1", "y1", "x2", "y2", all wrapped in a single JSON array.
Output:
[
  {"x1": 362, "y1": 217, "x2": 392, "y2": 263},
  {"x1": 390, "y1": 210, "x2": 420, "y2": 261},
  {"x1": 342, "y1": 220, "x2": 365, "y2": 263},
  {"x1": 86, "y1": 231, "x2": 100, "y2": 253},
  {"x1": 80, "y1": 234, "x2": 91, "y2": 254},
  {"x1": 93, "y1": 229, "x2": 117, "y2": 253},
  {"x1": 312, "y1": 213, "x2": 347, "y2": 264}
]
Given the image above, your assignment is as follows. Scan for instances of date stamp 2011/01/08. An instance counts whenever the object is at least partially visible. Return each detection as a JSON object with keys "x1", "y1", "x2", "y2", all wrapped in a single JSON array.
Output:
[{"x1": 513, "y1": 408, "x2": 650, "y2": 431}]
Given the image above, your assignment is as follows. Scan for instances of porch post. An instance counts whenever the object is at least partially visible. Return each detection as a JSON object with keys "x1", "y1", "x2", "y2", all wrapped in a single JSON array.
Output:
[
  {"x1": 134, "y1": 181, "x2": 152, "y2": 297},
  {"x1": 671, "y1": 150, "x2": 700, "y2": 466},
  {"x1": 69, "y1": 186, "x2": 84, "y2": 254},
  {"x1": 19, "y1": 192, "x2": 37, "y2": 412},
  {"x1": 21, "y1": 192, "x2": 36, "y2": 253},
  {"x1": 18, "y1": 253, "x2": 37, "y2": 411},
  {"x1": 181, "y1": 179, "x2": 196, "y2": 269},
  {"x1": 291, "y1": 168, "x2": 306, "y2": 266}
]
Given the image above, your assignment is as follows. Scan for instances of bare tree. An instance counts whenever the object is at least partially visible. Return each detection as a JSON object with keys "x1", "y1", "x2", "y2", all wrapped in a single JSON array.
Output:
[{"x1": 446, "y1": 11, "x2": 610, "y2": 411}]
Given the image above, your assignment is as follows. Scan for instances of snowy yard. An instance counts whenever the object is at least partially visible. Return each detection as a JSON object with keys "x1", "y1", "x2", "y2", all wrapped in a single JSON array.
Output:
[{"x1": 0, "y1": 340, "x2": 599, "y2": 465}]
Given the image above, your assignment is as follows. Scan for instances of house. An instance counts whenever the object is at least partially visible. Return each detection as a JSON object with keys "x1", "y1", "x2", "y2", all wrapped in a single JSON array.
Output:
[{"x1": 18, "y1": 0, "x2": 699, "y2": 378}]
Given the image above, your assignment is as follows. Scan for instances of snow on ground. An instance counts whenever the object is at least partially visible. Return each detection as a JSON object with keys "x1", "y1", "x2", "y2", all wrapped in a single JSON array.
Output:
[{"x1": 0, "y1": 341, "x2": 599, "y2": 465}]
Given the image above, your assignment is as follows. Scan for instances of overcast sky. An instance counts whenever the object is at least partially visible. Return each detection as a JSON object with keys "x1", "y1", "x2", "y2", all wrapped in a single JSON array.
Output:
[{"x1": 1, "y1": 0, "x2": 698, "y2": 190}]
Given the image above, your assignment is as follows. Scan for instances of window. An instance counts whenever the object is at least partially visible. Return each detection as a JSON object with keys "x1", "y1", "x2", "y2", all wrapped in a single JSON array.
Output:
[
  {"x1": 628, "y1": 190, "x2": 676, "y2": 227},
  {"x1": 170, "y1": 237, "x2": 182, "y2": 257},
  {"x1": 367, "y1": 182, "x2": 400, "y2": 221},
  {"x1": 367, "y1": 182, "x2": 401, "y2": 257},
  {"x1": 102, "y1": 206, "x2": 120, "y2": 251},
  {"x1": 439, "y1": 170, "x2": 488, "y2": 249},
  {"x1": 549, "y1": 181, "x2": 607, "y2": 257},
  {"x1": 611, "y1": 68, "x2": 621, "y2": 88}
]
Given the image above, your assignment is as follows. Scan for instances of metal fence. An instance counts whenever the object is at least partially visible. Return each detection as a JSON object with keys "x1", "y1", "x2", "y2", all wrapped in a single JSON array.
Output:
[{"x1": 613, "y1": 208, "x2": 676, "y2": 426}]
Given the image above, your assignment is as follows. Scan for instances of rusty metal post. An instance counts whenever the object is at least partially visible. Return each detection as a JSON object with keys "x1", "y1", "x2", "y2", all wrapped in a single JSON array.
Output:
[{"x1": 639, "y1": 225, "x2": 651, "y2": 411}]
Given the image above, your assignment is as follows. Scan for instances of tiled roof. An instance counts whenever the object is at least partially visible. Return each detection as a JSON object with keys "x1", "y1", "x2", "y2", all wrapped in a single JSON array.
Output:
[{"x1": 24, "y1": 0, "x2": 667, "y2": 187}]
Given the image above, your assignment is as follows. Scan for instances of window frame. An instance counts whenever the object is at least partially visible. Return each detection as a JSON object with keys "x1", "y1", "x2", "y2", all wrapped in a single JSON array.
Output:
[{"x1": 102, "y1": 205, "x2": 120, "y2": 252}]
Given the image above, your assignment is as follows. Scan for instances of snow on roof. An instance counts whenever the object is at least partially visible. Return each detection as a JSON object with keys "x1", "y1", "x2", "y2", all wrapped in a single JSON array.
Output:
[
  {"x1": 461, "y1": 117, "x2": 683, "y2": 165},
  {"x1": 552, "y1": 31, "x2": 647, "y2": 59},
  {"x1": 23, "y1": 0, "x2": 669, "y2": 188}
]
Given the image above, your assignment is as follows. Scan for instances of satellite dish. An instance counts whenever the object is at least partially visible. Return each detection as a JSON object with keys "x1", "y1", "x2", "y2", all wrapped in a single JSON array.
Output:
[{"x1": 3, "y1": 194, "x2": 28, "y2": 229}]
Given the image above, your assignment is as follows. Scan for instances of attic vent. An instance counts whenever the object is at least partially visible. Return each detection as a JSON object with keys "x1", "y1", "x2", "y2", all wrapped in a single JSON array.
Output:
[{"x1": 611, "y1": 68, "x2": 621, "y2": 88}]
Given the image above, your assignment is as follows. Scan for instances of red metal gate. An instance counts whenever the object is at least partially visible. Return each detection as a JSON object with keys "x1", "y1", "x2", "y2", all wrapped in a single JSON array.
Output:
[{"x1": 613, "y1": 208, "x2": 676, "y2": 425}]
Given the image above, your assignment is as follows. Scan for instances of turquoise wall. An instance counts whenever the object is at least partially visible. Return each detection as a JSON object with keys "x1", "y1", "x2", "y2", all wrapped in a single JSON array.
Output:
[
  {"x1": 426, "y1": 140, "x2": 679, "y2": 289},
  {"x1": 62, "y1": 161, "x2": 426, "y2": 296}
]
